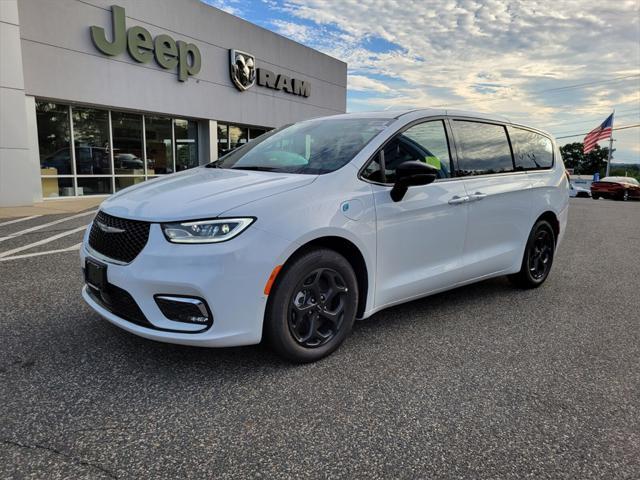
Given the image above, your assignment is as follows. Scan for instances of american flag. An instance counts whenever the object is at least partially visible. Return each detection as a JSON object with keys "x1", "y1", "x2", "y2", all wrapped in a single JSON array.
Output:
[{"x1": 583, "y1": 113, "x2": 614, "y2": 154}]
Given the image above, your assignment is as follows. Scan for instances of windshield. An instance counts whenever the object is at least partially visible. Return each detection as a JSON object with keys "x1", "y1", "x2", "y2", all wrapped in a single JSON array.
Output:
[{"x1": 213, "y1": 118, "x2": 391, "y2": 174}]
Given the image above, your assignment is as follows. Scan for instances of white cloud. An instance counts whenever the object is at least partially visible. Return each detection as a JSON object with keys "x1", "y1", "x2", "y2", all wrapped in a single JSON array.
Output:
[
  {"x1": 271, "y1": 20, "x2": 312, "y2": 43},
  {"x1": 201, "y1": 0, "x2": 242, "y2": 15},
  {"x1": 274, "y1": 0, "x2": 640, "y2": 160},
  {"x1": 348, "y1": 75, "x2": 391, "y2": 93}
]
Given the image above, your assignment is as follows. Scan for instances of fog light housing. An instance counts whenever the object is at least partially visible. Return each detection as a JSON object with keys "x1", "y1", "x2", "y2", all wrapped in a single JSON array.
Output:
[{"x1": 154, "y1": 295, "x2": 212, "y2": 326}]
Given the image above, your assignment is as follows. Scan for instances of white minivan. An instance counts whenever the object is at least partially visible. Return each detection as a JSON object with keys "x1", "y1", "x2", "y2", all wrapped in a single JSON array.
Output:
[{"x1": 81, "y1": 109, "x2": 569, "y2": 362}]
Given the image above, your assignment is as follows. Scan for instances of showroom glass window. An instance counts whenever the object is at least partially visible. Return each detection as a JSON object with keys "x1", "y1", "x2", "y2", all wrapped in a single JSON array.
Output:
[
  {"x1": 508, "y1": 126, "x2": 554, "y2": 170},
  {"x1": 229, "y1": 125, "x2": 248, "y2": 151},
  {"x1": 72, "y1": 107, "x2": 111, "y2": 176},
  {"x1": 145, "y1": 116, "x2": 173, "y2": 175},
  {"x1": 112, "y1": 112, "x2": 143, "y2": 173},
  {"x1": 362, "y1": 120, "x2": 452, "y2": 183},
  {"x1": 174, "y1": 119, "x2": 198, "y2": 171},
  {"x1": 218, "y1": 124, "x2": 270, "y2": 159},
  {"x1": 218, "y1": 124, "x2": 229, "y2": 158},
  {"x1": 36, "y1": 102, "x2": 71, "y2": 175},
  {"x1": 36, "y1": 102, "x2": 76, "y2": 197},
  {"x1": 453, "y1": 121, "x2": 514, "y2": 176},
  {"x1": 36, "y1": 102, "x2": 274, "y2": 198},
  {"x1": 249, "y1": 127, "x2": 268, "y2": 141}
]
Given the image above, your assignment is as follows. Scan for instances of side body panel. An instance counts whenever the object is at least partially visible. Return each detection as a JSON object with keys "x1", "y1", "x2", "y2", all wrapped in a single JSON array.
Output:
[
  {"x1": 459, "y1": 173, "x2": 533, "y2": 277},
  {"x1": 528, "y1": 142, "x2": 569, "y2": 247},
  {"x1": 371, "y1": 180, "x2": 469, "y2": 309}
]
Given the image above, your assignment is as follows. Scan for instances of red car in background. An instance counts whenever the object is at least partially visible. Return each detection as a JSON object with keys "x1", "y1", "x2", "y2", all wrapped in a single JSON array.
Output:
[{"x1": 591, "y1": 176, "x2": 640, "y2": 201}]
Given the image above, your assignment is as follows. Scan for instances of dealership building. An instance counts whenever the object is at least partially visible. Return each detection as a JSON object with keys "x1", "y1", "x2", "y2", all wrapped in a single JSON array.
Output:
[{"x1": 0, "y1": 0, "x2": 347, "y2": 206}]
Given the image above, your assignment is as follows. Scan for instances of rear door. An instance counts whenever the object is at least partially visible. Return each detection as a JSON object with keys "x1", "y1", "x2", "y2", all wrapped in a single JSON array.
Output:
[
  {"x1": 362, "y1": 119, "x2": 469, "y2": 308},
  {"x1": 450, "y1": 119, "x2": 532, "y2": 278}
]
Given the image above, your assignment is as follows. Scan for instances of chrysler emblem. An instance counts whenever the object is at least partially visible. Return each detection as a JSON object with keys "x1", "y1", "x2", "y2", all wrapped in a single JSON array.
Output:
[
  {"x1": 230, "y1": 49, "x2": 255, "y2": 91},
  {"x1": 95, "y1": 219, "x2": 125, "y2": 234}
]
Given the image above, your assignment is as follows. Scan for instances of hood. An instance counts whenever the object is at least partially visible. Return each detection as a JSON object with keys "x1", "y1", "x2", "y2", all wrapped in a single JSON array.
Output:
[{"x1": 100, "y1": 167, "x2": 317, "y2": 222}]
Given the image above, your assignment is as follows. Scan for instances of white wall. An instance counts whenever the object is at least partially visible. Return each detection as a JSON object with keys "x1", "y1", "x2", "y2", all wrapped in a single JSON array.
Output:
[{"x1": 0, "y1": 0, "x2": 40, "y2": 206}]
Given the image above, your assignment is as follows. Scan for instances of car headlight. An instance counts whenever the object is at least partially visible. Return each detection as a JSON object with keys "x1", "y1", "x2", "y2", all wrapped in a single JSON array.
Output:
[{"x1": 161, "y1": 218, "x2": 255, "y2": 244}]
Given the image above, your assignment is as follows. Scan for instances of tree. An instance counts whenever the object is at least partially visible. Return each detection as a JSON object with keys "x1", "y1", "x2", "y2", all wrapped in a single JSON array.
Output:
[{"x1": 560, "y1": 142, "x2": 609, "y2": 176}]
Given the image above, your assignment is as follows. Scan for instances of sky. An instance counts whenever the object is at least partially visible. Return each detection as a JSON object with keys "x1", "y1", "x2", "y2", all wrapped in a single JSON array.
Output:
[{"x1": 202, "y1": 0, "x2": 640, "y2": 163}]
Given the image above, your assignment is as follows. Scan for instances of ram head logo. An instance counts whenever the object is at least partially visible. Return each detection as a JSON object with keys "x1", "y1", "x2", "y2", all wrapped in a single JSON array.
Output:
[{"x1": 230, "y1": 49, "x2": 256, "y2": 91}]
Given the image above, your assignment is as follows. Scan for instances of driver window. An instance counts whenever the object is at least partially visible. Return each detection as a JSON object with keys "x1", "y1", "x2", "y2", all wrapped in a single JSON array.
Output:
[{"x1": 363, "y1": 120, "x2": 452, "y2": 183}]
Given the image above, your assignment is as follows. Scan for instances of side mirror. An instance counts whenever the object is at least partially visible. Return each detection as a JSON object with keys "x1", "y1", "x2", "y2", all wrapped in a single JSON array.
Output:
[{"x1": 390, "y1": 160, "x2": 438, "y2": 202}]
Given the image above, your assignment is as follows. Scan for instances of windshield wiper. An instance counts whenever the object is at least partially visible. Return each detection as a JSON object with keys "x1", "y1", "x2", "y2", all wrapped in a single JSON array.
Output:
[{"x1": 205, "y1": 162, "x2": 223, "y2": 168}]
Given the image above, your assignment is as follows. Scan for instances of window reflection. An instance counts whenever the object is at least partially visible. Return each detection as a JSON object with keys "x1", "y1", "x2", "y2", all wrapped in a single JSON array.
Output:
[
  {"x1": 249, "y1": 128, "x2": 267, "y2": 141},
  {"x1": 72, "y1": 107, "x2": 111, "y2": 175},
  {"x1": 229, "y1": 125, "x2": 248, "y2": 151},
  {"x1": 116, "y1": 177, "x2": 145, "y2": 191},
  {"x1": 112, "y1": 112, "x2": 144, "y2": 174},
  {"x1": 508, "y1": 127, "x2": 553, "y2": 170},
  {"x1": 36, "y1": 102, "x2": 71, "y2": 175},
  {"x1": 145, "y1": 116, "x2": 173, "y2": 174},
  {"x1": 218, "y1": 124, "x2": 229, "y2": 158},
  {"x1": 174, "y1": 119, "x2": 199, "y2": 171},
  {"x1": 37, "y1": 101, "x2": 276, "y2": 198},
  {"x1": 453, "y1": 121, "x2": 514, "y2": 176}
]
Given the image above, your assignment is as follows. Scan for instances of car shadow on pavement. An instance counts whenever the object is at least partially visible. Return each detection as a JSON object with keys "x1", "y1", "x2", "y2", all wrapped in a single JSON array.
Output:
[{"x1": 90, "y1": 275, "x2": 516, "y2": 371}]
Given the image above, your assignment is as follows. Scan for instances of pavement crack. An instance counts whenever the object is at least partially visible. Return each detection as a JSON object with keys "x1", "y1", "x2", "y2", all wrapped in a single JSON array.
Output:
[{"x1": 1, "y1": 439, "x2": 117, "y2": 479}]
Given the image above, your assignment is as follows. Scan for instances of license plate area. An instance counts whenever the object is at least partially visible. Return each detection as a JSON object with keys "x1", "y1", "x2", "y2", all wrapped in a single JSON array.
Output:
[{"x1": 85, "y1": 258, "x2": 107, "y2": 291}]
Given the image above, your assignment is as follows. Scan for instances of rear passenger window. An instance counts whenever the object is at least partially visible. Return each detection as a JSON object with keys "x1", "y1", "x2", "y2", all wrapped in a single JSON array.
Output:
[
  {"x1": 508, "y1": 126, "x2": 554, "y2": 170},
  {"x1": 453, "y1": 121, "x2": 514, "y2": 176},
  {"x1": 361, "y1": 120, "x2": 452, "y2": 183}
]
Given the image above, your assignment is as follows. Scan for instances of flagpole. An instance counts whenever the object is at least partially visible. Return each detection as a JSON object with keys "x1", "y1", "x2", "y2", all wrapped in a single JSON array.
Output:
[{"x1": 606, "y1": 110, "x2": 614, "y2": 177}]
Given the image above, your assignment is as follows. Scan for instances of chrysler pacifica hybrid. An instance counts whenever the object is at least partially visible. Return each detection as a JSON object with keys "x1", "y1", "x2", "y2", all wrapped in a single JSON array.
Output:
[{"x1": 82, "y1": 109, "x2": 569, "y2": 362}]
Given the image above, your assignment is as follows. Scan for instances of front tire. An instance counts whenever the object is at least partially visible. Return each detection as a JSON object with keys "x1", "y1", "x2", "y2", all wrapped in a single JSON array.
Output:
[
  {"x1": 264, "y1": 248, "x2": 358, "y2": 363},
  {"x1": 509, "y1": 220, "x2": 556, "y2": 289}
]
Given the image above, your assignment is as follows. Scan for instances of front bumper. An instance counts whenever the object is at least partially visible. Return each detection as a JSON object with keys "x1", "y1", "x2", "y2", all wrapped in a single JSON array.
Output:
[{"x1": 81, "y1": 222, "x2": 291, "y2": 347}]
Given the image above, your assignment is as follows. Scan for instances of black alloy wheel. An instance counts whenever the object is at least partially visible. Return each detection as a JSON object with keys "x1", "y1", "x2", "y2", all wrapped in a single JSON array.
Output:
[
  {"x1": 288, "y1": 268, "x2": 348, "y2": 348},
  {"x1": 622, "y1": 189, "x2": 629, "y2": 201},
  {"x1": 265, "y1": 248, "x2": 358, "y2": 363},
  {"x1": 528, "y1": 228, "x2": 554, "y2": 280},
  {"x1": 509, "y1": 219, "x2": 556, "y2": 289}
]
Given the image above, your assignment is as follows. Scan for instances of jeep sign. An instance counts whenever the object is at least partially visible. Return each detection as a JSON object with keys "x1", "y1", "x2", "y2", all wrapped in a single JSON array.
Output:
[{"x1": 90, "y1": 5, "x2": 201, "y2": 82}]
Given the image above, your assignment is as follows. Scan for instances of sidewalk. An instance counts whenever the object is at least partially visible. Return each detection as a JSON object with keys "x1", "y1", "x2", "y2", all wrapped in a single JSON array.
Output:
[{"x1": 0, "y1": 197, "x2": 104, "y2": 219}]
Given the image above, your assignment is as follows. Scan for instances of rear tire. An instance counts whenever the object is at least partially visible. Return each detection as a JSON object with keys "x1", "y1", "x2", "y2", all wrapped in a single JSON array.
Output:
[
  {"x1": 264, "y1": 248, "x2": 358, "y2": 363},
  {"x1": 592, "y1": 194, "x2": 599, "y2": 200},
  {"x1": 509, "y1": 220, "x2": 556, "y2": 289}
]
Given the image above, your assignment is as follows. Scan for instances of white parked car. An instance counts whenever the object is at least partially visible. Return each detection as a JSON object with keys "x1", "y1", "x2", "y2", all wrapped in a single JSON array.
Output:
[
  {"x1": 81, "y1": 109, "x2": 569, "y2": 362},
  {"x1": 569, "y1": 182, "x2": 591, "y2": 198}
]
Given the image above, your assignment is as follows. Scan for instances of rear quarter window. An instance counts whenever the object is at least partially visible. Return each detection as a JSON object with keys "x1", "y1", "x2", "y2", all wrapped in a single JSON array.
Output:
[{"x1": 508, "y1": 126, "x2": 554, "y2": 170}]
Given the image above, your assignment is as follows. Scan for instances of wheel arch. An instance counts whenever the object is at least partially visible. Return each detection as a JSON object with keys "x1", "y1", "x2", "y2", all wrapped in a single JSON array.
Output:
[
  {"x1": 535, "y1": 210, "x2": 560, "y2": 243},
  {"x1": 276, "y1": 236, "x2": 370, "y2": 318}
]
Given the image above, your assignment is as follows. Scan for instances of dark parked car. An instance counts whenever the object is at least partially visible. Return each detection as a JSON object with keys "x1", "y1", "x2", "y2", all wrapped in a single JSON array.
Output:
[{"x1": 591, "y1": 176, "x2": 640, "y2": 201}]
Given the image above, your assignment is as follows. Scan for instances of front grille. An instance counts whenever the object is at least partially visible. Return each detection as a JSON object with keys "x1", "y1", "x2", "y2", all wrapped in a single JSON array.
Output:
[
  {"x1": 87, "y1": 283, "x2": 151, "y2": 328},
  {"x1": 89, "y1": 211, "x2": 150, "y2": 263}
]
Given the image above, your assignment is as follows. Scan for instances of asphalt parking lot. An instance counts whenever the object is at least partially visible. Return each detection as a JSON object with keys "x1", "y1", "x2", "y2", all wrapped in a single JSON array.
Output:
[{"x1": 1, "y1": 198, "x2": 639, "y2": 479}]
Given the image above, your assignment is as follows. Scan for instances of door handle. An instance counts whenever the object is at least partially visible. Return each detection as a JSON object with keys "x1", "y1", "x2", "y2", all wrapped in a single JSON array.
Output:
[
  {"x1": 448, "y1": 195, "x2": 469, "y2": 205},
  {"x1": 468, "y1": 192, "x2": 487, "y2": 201}
]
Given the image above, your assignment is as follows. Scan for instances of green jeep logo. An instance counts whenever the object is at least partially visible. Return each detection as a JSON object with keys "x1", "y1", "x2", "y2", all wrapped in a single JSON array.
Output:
[{"x1": 90, "y1": 5, "x2": 201, "y2": 82}]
